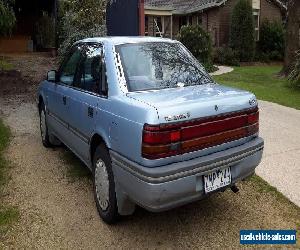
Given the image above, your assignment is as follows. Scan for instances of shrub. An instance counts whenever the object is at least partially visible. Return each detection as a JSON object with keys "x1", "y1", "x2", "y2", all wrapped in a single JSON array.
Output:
[
  {"x1": 0, "y1": 57, "x2": 13, "y2": 71},
  {"x1": 58, "y1": 0, "x2": 106, "y2": 60},
  {"x1": 36, "y1": 12, "x2": 55, "y2": 48},
  {"x1": 254, "y1": 51, "x2": 271, "y2": 63},
  {"x1": 229, "y1": 0, "x2": 255, "y2": 62},
  {"x1": 179, "y1": 25, "x2": 213, "y2": 72},
  {"x1": 0, "y1": 0, "x2": 16, "y2": 36},
  {"x1": 258, "y1": 20, "x2": 285, "y2": 61},
  {"x1": 214, "y1": 47, "x2": 240, "y2": 66},
  {"x1": 289, "y1": 50, "x2": 300, "y2": 87}
]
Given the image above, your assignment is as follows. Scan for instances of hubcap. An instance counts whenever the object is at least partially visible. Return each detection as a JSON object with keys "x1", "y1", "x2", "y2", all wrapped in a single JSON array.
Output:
[
  {"x1": 95, "y1": 159, "x2": 110, "y2": 211},
  {"x1": 40, "y1": 110, "x2": 46, "y2": 141}
]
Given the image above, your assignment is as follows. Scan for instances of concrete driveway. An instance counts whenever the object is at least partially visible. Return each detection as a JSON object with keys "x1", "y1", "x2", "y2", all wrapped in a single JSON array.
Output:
[{"x1": 258, "y1": 100, "x2": 300, "y2": 207}]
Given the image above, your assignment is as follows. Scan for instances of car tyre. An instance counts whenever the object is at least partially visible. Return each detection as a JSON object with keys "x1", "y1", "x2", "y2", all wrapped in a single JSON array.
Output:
[
  {"x1": 39, "y1": 103, "x2": 53, "y2": 148},
  {"x1": 93, "y1": 144, "x2": 119, "y2": 224}
]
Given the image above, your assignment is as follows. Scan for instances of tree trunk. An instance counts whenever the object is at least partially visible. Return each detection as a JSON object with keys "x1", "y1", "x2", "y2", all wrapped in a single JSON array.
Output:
[{"x1": 282, "y1": 0, "x2": 300, "y2": 75}]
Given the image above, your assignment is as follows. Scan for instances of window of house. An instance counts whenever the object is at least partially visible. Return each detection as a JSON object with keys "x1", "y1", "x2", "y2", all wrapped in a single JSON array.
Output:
[
  {"x1": 154, "y1": 16, "x2": 164, "y2": 37},
  {"x1": 145, "y1": 16, "x2": 149, "y2": 36},
  {"x1": 253, "y1": 9, "x2": 260, "y2": 41},
  {"x1": 179, "y1": 16, "x2": 187, "y2": 30},
  {"x1": 197, "y1": 14, "x2": 202, "y2": 25},
  {"x1": 212, "y1": 28, "x2": 218, "y2": 47},
  {"x1": 188, "y1": 16, "x2": 193, "y2": 26}
]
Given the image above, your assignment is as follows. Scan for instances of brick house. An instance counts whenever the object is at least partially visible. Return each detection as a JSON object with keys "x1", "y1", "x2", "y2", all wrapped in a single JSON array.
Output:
[{"x1": 143, "y1": 0, "x2": 286, "y2": 47}]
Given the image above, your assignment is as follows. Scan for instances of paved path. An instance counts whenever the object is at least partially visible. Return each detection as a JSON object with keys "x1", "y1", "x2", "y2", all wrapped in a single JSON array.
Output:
[
  {"x1": 258, "y1": 100, "x2": 300, "y2": 207},
  {"x1": 210, "y1": 65, "x2": 234, "y2": 76}
]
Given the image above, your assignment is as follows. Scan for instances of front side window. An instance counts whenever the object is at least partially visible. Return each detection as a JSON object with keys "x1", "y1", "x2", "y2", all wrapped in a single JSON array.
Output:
[
  {"x1": 74, "y1": 44, "x2": 103, "y2": 94},
  {"x1": 74, "y1": 44, "x2": 106, "y2": 95},
  {"x1": 116, "y1": 42, "x2": 213, "y2": 92},
  {"x1": 60, "y1": 47, "x2": 82, "y2": 85}
]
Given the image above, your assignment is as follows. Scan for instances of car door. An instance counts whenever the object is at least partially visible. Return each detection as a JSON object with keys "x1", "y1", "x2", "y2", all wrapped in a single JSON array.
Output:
[
  {"x1": 65, "y1": 43, "x2": 105, "y2": 163},
  {"x1": 46, "y1": 45, "x2": 83, "y2": 146}
]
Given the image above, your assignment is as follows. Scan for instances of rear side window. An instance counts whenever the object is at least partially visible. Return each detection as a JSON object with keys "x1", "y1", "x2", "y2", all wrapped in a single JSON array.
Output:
[
  {"x1": 59, "y1": 47, "x2": 82, "y2": 85},
  {"x1": 75, "y1": 44, "x2": 104, "y2": 94}
]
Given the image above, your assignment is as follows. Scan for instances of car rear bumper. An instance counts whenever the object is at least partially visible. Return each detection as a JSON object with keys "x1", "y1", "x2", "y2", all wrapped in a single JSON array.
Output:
[{"x1": 110, "y1": 137, "x2": 264, "y2": 213}]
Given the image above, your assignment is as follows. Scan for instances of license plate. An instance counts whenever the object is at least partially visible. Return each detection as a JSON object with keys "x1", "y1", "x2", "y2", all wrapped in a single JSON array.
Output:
[{"x1": 204, "y1": 167, "x2": 231, "y2": 193}]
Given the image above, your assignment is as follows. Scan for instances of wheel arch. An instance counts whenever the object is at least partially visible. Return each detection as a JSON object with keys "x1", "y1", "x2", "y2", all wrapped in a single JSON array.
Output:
[
  {"x1": 38, "y1": 94, "x2": 46, "y2": 112},
  {"x1": 90, "y1": 132, "x2": 111, "y2": 166}
]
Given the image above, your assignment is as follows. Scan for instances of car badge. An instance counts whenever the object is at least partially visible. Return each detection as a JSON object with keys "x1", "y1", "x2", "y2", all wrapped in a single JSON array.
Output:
[
  {"x1": 249, "y1": 99, "x2": 257, "y2": 106},
  {"x1": 165, "y1": 112, "x2": 191, "y2": 122}
]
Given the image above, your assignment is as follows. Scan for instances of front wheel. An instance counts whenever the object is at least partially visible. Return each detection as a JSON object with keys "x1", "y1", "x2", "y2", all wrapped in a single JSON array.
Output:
[
  {"x1": 93, "y1": 144, "x2": 119, "y2": 224},
  {"x1": 39, "y1": 104, "x2": 52, "y2": 148}
]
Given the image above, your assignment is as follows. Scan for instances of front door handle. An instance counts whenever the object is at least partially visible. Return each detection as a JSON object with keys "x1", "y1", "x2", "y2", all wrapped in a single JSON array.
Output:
[
  {"x1": 63, "y1": 96, "x2": 67, "y2": 105},
  {"x1": 88, "y1": 106, "x2": 93, "y2": 118}
]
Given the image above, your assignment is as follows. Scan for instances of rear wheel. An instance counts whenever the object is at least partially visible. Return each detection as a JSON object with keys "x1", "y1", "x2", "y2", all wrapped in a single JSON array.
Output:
[
  {"x1": 93, "y1": 144, "x2": 119, "y2": 224},
  {"x1": 39, "y1": 103, "x2": 52, "y2": 148}
]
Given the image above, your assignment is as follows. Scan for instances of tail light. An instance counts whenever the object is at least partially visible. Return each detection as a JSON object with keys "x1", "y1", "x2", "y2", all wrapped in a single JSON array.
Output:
[{"x1": 142, "y1": 107, "x2": 259, "y2": 159}]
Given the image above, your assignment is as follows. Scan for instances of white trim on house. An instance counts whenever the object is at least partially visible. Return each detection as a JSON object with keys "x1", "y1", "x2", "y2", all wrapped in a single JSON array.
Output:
[
  {"x1": 253, "y1": 9, "x2": 260, "y2": 41},
  {"x1": 145, "y1": 9, "x2": 172, "y2": 16}
]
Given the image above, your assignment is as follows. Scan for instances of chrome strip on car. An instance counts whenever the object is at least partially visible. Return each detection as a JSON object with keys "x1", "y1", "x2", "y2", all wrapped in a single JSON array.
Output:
[
  {"x1": 47, "y1": 110, "x2": 90, "y2": 144},
  {"x1": 111, "y1": 144, "x2": 264, "y2": 184},
  {"x1": 47, "y1": 109, "x2": 68, "y2": 128}
]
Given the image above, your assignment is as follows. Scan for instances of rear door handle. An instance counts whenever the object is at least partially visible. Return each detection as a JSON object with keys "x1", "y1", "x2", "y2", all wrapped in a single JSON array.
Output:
[
  {"x1": 88, "y1": 106, "x2": 93, "y2": 118},
  {"x1": 63, "y1": 96, "x2": 67, "y2": 105}
]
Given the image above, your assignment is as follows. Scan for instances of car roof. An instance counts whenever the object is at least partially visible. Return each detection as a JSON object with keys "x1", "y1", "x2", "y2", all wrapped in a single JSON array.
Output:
[{"x1": 77, "y1": 36, "x2": 177, "y2": 46}]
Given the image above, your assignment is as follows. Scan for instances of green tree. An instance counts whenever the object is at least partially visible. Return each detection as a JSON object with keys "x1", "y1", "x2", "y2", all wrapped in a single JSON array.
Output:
[
  {"x1": 282, "y1": 0, "x2": 300, "y2": 75},
  {"x1": 229, "y1": 0, "x2": 255, "y2": 62},
  {"x1": 0, "y1": 0, "x2": 16, "y2": 36},
  {"x1": 58, "y1": 0, "x2": 106, "y2": 59},
  {"x1": 289, "y1": 50, "x2": 300, "y2": 87},
  {"x1": 179, "y1": 25, "x2": 213, "y2": 72},
  {"x1": 258, "y1": 19, "x2": 285, "y2": 60}
]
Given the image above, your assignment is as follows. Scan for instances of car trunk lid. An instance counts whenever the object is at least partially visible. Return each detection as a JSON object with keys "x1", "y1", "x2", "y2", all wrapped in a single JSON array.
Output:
[
  {"x1": 127, "y1": 84, "x2": 259, "y2": 160},
  {"x1": 127, "y1": 84, "x2": 257, "y2": 123}
]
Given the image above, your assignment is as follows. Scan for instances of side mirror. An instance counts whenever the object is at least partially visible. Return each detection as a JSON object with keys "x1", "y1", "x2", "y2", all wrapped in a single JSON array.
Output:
[
  {"x1": 101, "y1": 58, "x2": 108, "y2": 95},
  {"x1": 47, "y1": 70, "x2": 58, "y2": 82}
]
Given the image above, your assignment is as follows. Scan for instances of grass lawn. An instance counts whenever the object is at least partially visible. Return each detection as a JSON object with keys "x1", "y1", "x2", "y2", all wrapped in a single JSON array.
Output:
[
  {"x1": 62, "y1": 149, "x2": 91, "y2": 181},
  {"x1": 213, "y1": 65, "x2": 300, "y2": 110},
  {"x1": 0, "y1": 57, "x2": 13, "y2": 71},
  {"x1": 0, "y1": 119, "x2": 18, "y2": 233}
]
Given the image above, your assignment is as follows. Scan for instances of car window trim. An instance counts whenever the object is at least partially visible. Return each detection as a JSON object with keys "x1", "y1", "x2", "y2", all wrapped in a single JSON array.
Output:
[
  {"x1": 75, "y1": 43, "x2": 103, "y2": 94},
  {"x1": 56, "y1": 42, "x2": 108, "y2": 99},
  {"x1": 57, "y1": 82, "x2": 108, "y2": 99},
  {"x1": 58, "y1": 45, "x2": 83, "y2": 86}
]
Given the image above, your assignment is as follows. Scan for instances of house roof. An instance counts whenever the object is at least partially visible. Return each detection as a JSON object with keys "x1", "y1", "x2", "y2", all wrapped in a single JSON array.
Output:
[
  {"x1": 144, "y1": 0, "x2": 287, "y2": 14},
  {"x1": 144, "y1": 0, "x2": 227, "y2": 14}
]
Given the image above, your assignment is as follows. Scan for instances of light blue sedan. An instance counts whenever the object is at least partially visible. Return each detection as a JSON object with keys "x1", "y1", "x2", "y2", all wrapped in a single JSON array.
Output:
[{"x1": 38, "y1": 37, "x2": 264, "y2": 224}]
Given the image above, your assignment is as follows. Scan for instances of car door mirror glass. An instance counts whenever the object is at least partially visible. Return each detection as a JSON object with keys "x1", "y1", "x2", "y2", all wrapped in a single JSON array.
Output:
[{"x1": 47, "y1": 70, "x2": 57, "y2": 82}]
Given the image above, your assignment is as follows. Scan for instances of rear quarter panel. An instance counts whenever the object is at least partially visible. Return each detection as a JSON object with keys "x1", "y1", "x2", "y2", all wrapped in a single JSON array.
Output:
[{"x1": 94, "y1": 95, "x2": 159, "y2": 164}]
